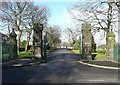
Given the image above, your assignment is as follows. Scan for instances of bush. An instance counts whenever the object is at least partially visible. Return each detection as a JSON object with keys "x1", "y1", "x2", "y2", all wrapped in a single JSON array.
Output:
[
  {"x1": 73, "y1": 41, "x2": 80, "y2": 50},
  {"x1": 2, "y1": 54, "x2": 10, "y2": 61},
  {"x1": 2, "y1": 42, "x2": 11, "y2": 54},
  {"x1": 18, "y1": 51, "x2": 32, "y2": 59}
]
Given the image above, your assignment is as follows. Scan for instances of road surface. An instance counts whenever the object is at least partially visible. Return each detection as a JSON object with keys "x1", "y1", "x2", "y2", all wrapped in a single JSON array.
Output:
[{"x1": 2, "y1": 48, "x2": 119, "y2": 84}]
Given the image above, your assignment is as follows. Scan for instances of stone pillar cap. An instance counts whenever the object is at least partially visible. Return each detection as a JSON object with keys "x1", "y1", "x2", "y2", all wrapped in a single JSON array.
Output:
[
  {"x1": 82, "y1": 22, "x2": 91, "y2": 30},
  {"x1": 107, "y1": 31, "x2": 115, "y2": 37},
  {"x1": 10, "y1": 28, "x2": 17, "y2": 37}
]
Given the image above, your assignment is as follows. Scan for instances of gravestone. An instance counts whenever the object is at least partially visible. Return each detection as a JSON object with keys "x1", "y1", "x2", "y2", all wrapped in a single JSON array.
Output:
[
  {"x1": 106, "y1": 29, "x2": 115, "y2": 61},
  {"x1": 9, "y1": 28, "x2": 18, "y2": 59},
  {"x1": 33, "y1": 23, "x2": 43, "y2": 59},
  {"x1": 81, "y1": 22, "x2": 92, "y2": 60}
]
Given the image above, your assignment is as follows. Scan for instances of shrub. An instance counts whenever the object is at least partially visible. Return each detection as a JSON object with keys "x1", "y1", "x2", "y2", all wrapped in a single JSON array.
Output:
[
  {"x1": 2, "y1": 54, "x2": 10, "y2": 61},
  {"x1": 18, "y1": 51, "x2": 32, "y2": 59},
  {"x1": 73, "y1": 40, "x2": 80, "y2": 50}
]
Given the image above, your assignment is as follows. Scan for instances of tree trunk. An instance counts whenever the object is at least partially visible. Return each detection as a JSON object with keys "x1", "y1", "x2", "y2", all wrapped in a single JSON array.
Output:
[
  {"x1": 8, "y1": 22, "x2": 10, "y2": 35},
  {"x1": 25, "y1": 32, "x2": 30, "y2": 52},
  {"x1": 107, "y1": 2, "x2": 112, "y2": 31},
  {"x1": 25, "y1": 38, "x2": 29, "y2": 52},
  {"x1": 106, "y1": 2, "x2": 113, "y2": 57},
  {"x1": 17, "y1": 30, "x2": 22, "y2": 53}
]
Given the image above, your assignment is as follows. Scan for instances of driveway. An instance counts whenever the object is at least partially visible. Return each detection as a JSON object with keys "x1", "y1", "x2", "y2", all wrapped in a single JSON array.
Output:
[{"x1": 2, "y1": 48, "x2": 119, "y2": 84}]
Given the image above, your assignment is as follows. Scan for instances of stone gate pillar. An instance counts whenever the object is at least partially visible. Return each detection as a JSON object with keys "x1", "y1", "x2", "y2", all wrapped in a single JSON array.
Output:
[
  {"x1": 9, "y1": 28, "x2": 18, "y2": 59},
  {"x1": 106, "y1": 29, "x2": 115, "y2": 61},
  {"x1": 81, "y1": 22, "x2": 92, "y2": 60},
  {"x1": 33, "y1": 23, "x2": 43, "y2": 59}
]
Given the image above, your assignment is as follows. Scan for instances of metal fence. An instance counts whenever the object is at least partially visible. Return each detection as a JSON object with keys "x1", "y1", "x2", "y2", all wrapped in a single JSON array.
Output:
[{"x1": 114, "y1": 44, "x2": 119, "y2": 62}]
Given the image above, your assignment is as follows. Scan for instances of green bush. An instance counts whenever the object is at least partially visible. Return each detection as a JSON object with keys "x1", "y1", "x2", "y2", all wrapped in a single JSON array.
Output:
[
  {"x1": 73, "y1": 41, "x2": 80, "y2": 50},
  {"x1": 2, "y1": 42, "x2": 12, "y2": 62},
  {"x1": 18, "y1": 51, "x2": 32, "y2": 59},
  {"x1": 2, "y1": 54, "x2": 10, "y2": 61},
  {"x1": 2, "y1": 42, "x2": 11, "y2": 55}
]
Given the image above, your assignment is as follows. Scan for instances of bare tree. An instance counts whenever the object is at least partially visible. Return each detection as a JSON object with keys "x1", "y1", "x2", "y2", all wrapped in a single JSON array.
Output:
[
  {"x1": 23, "y1": 3, "x2": 50, "y2": 52},
  {"x1": 0, "y1": 2, "x2": 32, "y2": 53},
  {"x1": 69, "y1": 1, "x2": 119, "y2": 47},
  {"x1": 0, "y1": 2, "x2": 50, "y2": 52},
  {"x1": 65, "y1": 27, "x2": 79, "y2": 46},
  {"x1": 45, "y1": 26, "x2": 61, "y2": 48}
]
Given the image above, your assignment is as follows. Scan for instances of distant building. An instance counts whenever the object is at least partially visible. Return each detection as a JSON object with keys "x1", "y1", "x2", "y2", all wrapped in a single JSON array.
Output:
[{"x1": 0, "y1": 32, "x2": 9, "y2": 42}]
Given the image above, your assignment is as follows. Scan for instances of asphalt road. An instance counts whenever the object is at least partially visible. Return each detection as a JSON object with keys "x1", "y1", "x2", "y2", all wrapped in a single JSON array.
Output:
[{"x1": 2, "y1": 48, "x2": 119, "y2": 84}]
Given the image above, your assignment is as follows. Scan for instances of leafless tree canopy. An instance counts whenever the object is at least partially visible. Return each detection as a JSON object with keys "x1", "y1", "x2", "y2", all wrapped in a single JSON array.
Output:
[
  {"x1": 45, "y1": 25, "x2": 61, "y2": 48},
  {"x1": 68, "y1": 1, "x2": 119, "y2": 43},
  {"x1": 0, "y1": 2, "x2": 50, "y2": 52},
  {"x1": 69, "y1": 1, "x2": 119, "y2": 33}
]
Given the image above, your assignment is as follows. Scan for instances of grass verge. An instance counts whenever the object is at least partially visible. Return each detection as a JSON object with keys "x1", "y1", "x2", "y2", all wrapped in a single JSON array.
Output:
[
  {"x1": 71, "y1": 49, "x2": 106, "y2": 60},
  {"x1": 95, "y1": 50, "x2": 106, "y2": 60}
]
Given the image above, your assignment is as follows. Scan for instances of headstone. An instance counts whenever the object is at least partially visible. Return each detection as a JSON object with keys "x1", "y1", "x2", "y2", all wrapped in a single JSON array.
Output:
[
  {"x1": 106, "y1": 29, "x2": 115, "y2": 61},
  {"x1": 9, "y1": 28, "x2": 18, "y2": 59},
  {"x1": 33, "y1": 23, "x2": 43, "y2": 59},
  {"x1": 81, "y1": 22, "x2": 92, "y2": 60}
]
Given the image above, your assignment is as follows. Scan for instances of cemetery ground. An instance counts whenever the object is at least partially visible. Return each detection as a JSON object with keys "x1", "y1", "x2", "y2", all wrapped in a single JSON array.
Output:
[{"x1": 2, "y1": 48, "x2": 119, "y2": 84}]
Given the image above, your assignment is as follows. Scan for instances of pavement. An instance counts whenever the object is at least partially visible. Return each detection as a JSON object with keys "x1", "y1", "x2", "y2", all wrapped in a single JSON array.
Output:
[{"x1": 2, "y1": 48, "x2": 119, "y2": 84}]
